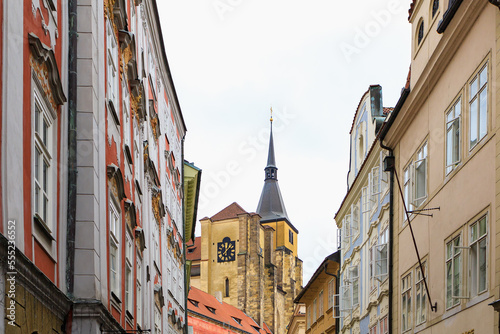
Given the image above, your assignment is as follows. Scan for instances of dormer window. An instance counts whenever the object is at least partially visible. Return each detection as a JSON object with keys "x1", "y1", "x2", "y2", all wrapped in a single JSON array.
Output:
[
  {"x1": 418, "y1": 20, "x2": 424, "y2": 45},
  {"x1": 432, "y1": 0, "x2": 439, "y2": 17}
]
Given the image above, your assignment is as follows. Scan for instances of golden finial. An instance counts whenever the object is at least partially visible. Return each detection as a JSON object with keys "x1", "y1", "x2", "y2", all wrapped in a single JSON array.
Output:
[{"x1": 270, "y1": 107, "x2": 273, "y2": 122}]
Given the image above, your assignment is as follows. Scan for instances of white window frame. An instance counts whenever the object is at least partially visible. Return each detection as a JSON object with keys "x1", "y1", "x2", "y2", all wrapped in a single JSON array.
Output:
[
  {"x1": 413, "y1": 142, "x2": 428, "y2": 208},
  {"x1": 106, "y1": 19, "x2": 119, "y2": 112},
  {"x1": 33, "y1": 86, "x2": 56, "y2": 233},
  {"x1": 446, "y1": 98, "x2": 461, "y2": 174},
  {"x1": 351, "y1": 204, "x2": 360, "y2": 239},
  {"x1": 415, "y1": 261, "x2": 427, "y2": 326},
  {"x1": 469, "y1": 215, "x2": 488, "y2": 298},
  {"x1": 318, "y1": 290, "x2": 324, "y2": 316},
  {"x1": 401, "y1": 273, "x2": 412, "y2": 332},
  {"x1": 380, "y1": 315, "x2": 388, "y2": 334},
  {"x1": 125, "y1": 230, "x2": 134, "y2": 315},
  {"x1": 109, "y1": 199, "x2": 121, "y2": 300},
  {"x1": 375, "y1": 228, "x2": 389, "y2": 282},
  {"x1": 154, "y1": 305, "x2": 161, "y2": 334},
  {"x1": 328, "y1": 278, "x2": 335, "y2": 309},
  {"x1": 349, "y1": 265, "x2": 359, "y2": 307},
  {"x1": 446, "y1": 234, "x2": 464, "y2": 309},
  {"x1": 136, "y1": 253, "x2": 143, "y2": 327},
  {"x1": 469, "y1": 63, "x2": 488, "y2": 149},
  {"x1": 371, "y1": 166, "x2": 381, "y2": 207}
]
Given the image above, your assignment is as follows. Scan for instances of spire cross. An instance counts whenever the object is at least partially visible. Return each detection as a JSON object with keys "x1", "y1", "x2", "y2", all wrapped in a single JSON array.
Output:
[{"x1": 270, "y1": 107, "x2": 273, "y2": 123}]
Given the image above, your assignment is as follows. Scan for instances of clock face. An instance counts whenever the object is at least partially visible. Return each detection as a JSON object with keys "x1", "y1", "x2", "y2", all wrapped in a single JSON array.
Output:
[{"x1": 217, "y1": 237, "x2": 236, "y2": 262}]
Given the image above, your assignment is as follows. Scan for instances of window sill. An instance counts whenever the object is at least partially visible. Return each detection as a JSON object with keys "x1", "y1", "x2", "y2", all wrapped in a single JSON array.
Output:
[{"x1": 34, "y1": 214, "x2": 55, "y2": 241}]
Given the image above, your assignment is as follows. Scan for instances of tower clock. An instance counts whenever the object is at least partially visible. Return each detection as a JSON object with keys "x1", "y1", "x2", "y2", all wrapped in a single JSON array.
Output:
[{"x1": 217, "y1": 237, "x2": 236, "y2": 262}]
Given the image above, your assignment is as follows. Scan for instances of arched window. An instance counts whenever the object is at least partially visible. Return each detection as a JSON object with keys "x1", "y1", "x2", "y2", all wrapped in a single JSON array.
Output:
[
  {"x1": 432, "y1": 0, "x2": 439, "y2": 17},
  {"x1": 225, "y1": 278, "x2": 230, "y2": 297},
  {"x1": 418, "y1": 20, "x2": 424, "y2": 45}
]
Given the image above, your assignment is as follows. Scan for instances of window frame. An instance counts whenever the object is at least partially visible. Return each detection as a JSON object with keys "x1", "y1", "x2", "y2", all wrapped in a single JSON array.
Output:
[
  {"x1": 109, "y1": 199, "x2": 121, "y2": 302},
  {"x1": 136, "y1": 252, "x2": 143, "y2": 327},
  {"x1": 106, "y1": 19, "x2": 119, "y2": 115},
  {"x1": 445, "y1": 97, "x2": 462, "y2": 175},
  {"x1": 32, "y1": 82, "x2": 56, "y2": 235},
  {"x1": 446, "y1": 233, "x2": 463, "y2": 309},
  {"x1": 415, "y1": 261, "x2": 427, "y2": 326},
  {"x1": 401, "y1": 272, "x2": 412, "y2": 332},
  {"x1": 469, "y1": 215, "x2": 488, "y2": 298},
  {"x1": 468, "y1": 62, "x2": 489, "y2": 150},
  {"x1": 125, "y1": 229, "x2": 134, "y2": 316}
]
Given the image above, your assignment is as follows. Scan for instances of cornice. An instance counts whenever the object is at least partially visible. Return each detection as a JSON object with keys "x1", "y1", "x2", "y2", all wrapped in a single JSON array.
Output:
[{"x1": 384, "y1": 0, "x2": 488, "y2": 146}]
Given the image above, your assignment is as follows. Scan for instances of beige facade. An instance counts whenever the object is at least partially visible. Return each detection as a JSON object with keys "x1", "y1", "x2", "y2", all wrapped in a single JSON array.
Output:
[
  {"x1": 286, "y1": 304, "x2": 306, "y2": 334},
  {"x1": 380, "y1": 0, "x2": 500, "y2": 332},
  {"x1": 295, "y1": 252, "x2": 339, "y2": 334}
]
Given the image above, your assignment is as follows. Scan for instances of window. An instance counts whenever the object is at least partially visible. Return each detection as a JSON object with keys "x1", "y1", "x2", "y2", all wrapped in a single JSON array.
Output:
[
  {"x1": 380, "y1": 315, "x2": 388, "y2": 334},
  {"x1": 417, "y1": 20, "x2": 424, "y2": 45},
  {"x1": 154, "y1": 306, "x2": 161, "y2": 334},
  {"x1": 469, "y1": 215, "x2": 487, "y2": 297},
  {"x1": 432, "y1": 0, "x2": 439, "y2": 17},
  {"x1": 352, "y1": 204, "x2": 359, "y2": 238},
  {"x1": 33, "y1": 92, "x2": 54, "y2": 230},
  {"x1": 318, "y1": 290, "x2": 324, "y2": 316},
  {"x1": 153, "y1": 224, "x2": 160, "y2": 268},
  {"x1": 313, "y1": 298, "x2": 317, "y2": 321},
  {"x1": 328, "y1": 279, "x2": 335, "y2": 309},
  {"x1": 369, "y1": 245, "x2": 376, "y2": 291},
  {"x1": 371, "y1": 166, "x2": 381, "y2": 207},
  {"x1": 289, "y1": 230, "x2": 294, "y2": 245},
  {"x1": 469, "y1": 63, "x2": 488, "y2": 148},
  {"x1": 404, "y1": 142, "x2": 428, "y2": 216},
  {"x1": 414, "y1": 143, "x2": 428, "y2": 207},
  {"x1": 369, "y1": 324, "x2": 378, "y2": 334},
  {"x1": 109, "y1": 200, "x2": 121, "y2": 300},
  {"x1": 349, "y1": 265, "x2": 359, "y2": 306},
  {"x1": 362, "y1": 186, "x2": 370, "y2": 226},
  {"x1": 307, "y1": 305, "x2": 311, "y2": 328},
  {"x1": 225, "y1": 278, "x2": 230, "y2": 297},
  {"x1": 375, "y1": 228, "x2": 389, "y2": 281},
  {"x1": 415, "y1": 262, "x2": 427, "y2": 326},
  {"x1": 401, "y1": 273, "x2": 412, "y2": 332},
  {"x1": 342, "y1": 214, "x2": 351, "y2": 250},
  {"x1": 137, "y1": 255, "x2": 143, "y2": 327},
  {"x1": 446, "y1": 235, "x2": 462, "y2": 309},
  {"x1": 125, "y1": 231, "x2": 134, "y2": 315},
  {"x1": 106, "y1": 20, "x2": 119, "y2": 112},
  {"x1": 446, "y1": 98, "x2": 461, "y2": 174}
]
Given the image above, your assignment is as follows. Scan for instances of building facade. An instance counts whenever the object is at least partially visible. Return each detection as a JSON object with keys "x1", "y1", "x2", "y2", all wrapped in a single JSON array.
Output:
[
  {"x1": 1, "y1": 0, "x2": 196, "y2": 333},
  {"x1": 335, "y1": 86, "x2": 391, "y2": 334},
  {"x1": 379, "y1": 0, "x2": 500, "y2": 333},
  {"x1": 192, "y1": 120, "x2": 303, "y2": 334},
  {"x1": 295, "y1": 251, "x2": 340, "y2": 334}
]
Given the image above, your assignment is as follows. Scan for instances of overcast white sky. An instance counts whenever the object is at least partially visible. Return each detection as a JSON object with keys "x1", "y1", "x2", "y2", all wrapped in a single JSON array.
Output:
[{"x1": 157, "y1": 0, "x2": 411, "y2": 282}]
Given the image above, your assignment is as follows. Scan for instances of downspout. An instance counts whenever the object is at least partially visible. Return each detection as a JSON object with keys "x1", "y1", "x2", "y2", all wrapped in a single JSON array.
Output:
[
  {"x1": 324, "y1": 263, "x2": 339, "y2": 334},
  {"x1": 182, "y1": 135, "x2": 188, "y2": 334},
  {"x1": 378, "y1": 87, "x2": 409, "y2": 334},
  {"x1": 66, "y1": 0, "x2": 78, "y2": 299}
]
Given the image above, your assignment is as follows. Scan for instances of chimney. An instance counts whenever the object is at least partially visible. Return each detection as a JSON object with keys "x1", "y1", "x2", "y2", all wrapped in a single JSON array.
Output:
[{"x1": 214, "y1": 291, "x2": 223, "y2": 303}]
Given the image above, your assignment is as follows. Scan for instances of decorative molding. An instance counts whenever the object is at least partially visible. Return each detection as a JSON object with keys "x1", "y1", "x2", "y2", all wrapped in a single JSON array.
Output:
[
  {"x1": 107, "y1": 164, "x2": 126, "y2": 200},
  {"x1": 28, "y1": 33, "x2": 66, "y2": 106}
]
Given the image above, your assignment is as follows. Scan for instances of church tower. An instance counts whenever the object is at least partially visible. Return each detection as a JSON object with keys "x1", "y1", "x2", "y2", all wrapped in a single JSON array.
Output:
[
  {"x1": 191, "y1": 113, "x2": 302, "y2": 334},
  {"x1": 257, "y1": 114, "x2": 303, "y2": 334}
]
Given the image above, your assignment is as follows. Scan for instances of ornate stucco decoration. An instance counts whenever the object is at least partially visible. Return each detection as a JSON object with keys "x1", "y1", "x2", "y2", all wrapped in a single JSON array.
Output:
[
  {"x1": 28, "y1": 33, "x2": 66, "y2": 107},
  {"x1": 124, "y1": 199, "x2": 137, "y2": 231},
  {"x1": 135, "y1": 227, "x2": 146, "y2": 253},
  {"x1": 31, "y1": 0, "x2": 58, "y2": 49},
  {"x1": 107, "y1": 164, "x2": 126, "y2": 200},
  {"x1": 151, "y1": 188, "x2": 165, "y2": 224}
]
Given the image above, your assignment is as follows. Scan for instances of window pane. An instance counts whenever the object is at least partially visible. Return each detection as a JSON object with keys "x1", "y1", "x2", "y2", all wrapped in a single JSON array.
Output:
[
  {"x1": 35, "y1": 149, "x2": 40, "y2": 182},
  {"x1": 480, "y1": 66, "x2": 488, "y2": 88},
  {"x1": 446, "y1": 261, "x2": 452, "y2": 308},
  {"x1": 43, "y1": 119, "x2": 48, "y2": 147},
  {"x1": 35, "y1": 105, "x2": 40, "y2": 133},
  {"x1": 470, "y1": 242, "x2": 478, "y2": 296},
  {"x1": 43, "y1": 195, "x2": 48, "y2": 223},
  {"x1": 479, "y1": 88, "x2": 487, "y2": 140},
  {"x1": 35, "y1": 185, "x2": 40, "y2": 215},
  {"x1": 479, "y1": 238, "x2": 487, "y2": 292},
  {"x1": 479, "y1": 217, "x2": 487, "y2": 236},
  {"x1": 43, "y1": 160, "x2": 48, "y2": 191},
  {"x1": 455, "y1": 99, "x2": 461, "y2": 116},
  {"x1": 453, "y1": 254, "x2": 461, "y2": 298},
  {"x1": 470, "y1": 99, "x2": 478, "y2": 147},
  {"x1": 415, "y1": 159, "x2": 426, "y2": 204},
  {"x1": 470, "y1": 78, "x2": 478, "y2": 101},
  {"x1": 471, "y1": 223, "x2": 478, "y2": 242}
]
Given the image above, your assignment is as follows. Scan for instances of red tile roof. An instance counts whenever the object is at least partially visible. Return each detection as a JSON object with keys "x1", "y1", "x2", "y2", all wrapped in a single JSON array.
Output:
[
  {"x1": 383, "y1": 107, "x2": 394, "y2": 115},
  {"x1": 210, "y1": 202, "x2": 248, "y2": 222},
  {"x1": 409, "y1": 0, "x2": 416, "y2": 20},
  {"x1": 187, "y1": 236, "x2": 201, "y2": 261},
  {"x1": 188, "y1": 286, "x2": 271, "y2": 334}
]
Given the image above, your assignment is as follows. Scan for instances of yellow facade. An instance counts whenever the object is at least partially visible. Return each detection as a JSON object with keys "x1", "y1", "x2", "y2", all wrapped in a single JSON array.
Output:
[{"x1": 261, "y1": 220, "x2": 298, "y2": 255}]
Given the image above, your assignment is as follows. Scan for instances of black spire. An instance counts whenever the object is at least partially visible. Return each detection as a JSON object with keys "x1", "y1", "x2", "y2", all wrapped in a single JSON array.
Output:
[{"x1": 256, "y1": 115, "x2": 289, "y2": 222}]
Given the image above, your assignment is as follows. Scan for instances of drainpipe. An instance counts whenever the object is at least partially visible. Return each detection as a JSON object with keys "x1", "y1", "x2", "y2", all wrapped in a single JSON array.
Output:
[
  {"x1": 324, "y1": 263, "x2": 339, "y2": 334},
  {"x1": 66, "y1": 0, "x2": 78, "y2": 299},
  {"x1": 378, "y1": 87, "x2": 409, "y2": 334}
]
